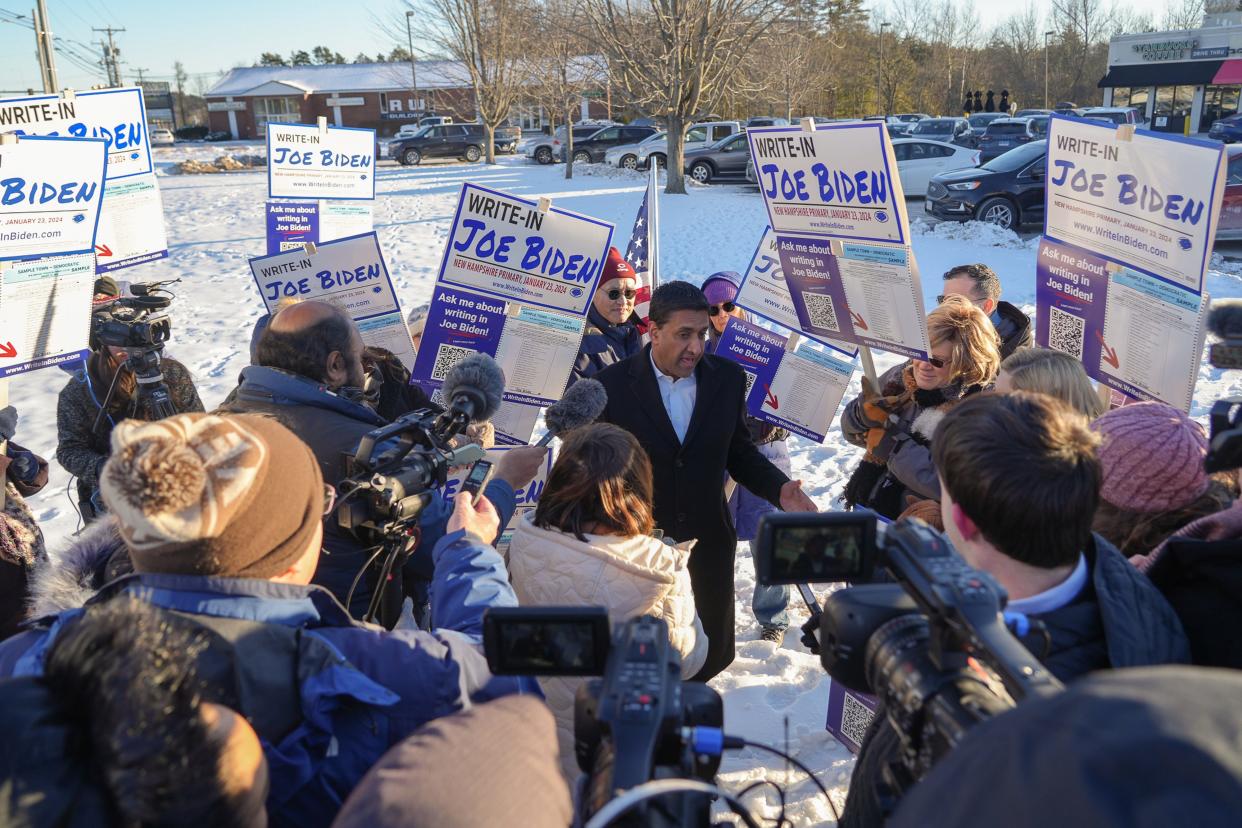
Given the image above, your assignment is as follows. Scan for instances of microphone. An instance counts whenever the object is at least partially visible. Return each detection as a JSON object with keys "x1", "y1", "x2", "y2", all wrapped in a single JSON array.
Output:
[
  {"x1": 1208, "y1": 300, "x2": 1242, "y2": 370},
  {"x1": 437, "y1": 352, "x2": 505, "y2": 438},
  {"x1": 536, "y1": 379, "x2": 607, "y2": 446}
]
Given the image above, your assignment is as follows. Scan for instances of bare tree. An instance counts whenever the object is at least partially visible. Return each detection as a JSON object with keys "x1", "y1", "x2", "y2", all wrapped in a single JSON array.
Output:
[
  {"x1": 529, "y1": 0, "x2": 601, "y2": 179},
  {"x1": 1161, "y1": 0, "x2": 1204, "y2": 30},
  {"x1": 407, "y1": 0, "x2": 533, "y2": 163},
  {"x1": 583, "y1": 0, "x2": 782, "y2": 194}
]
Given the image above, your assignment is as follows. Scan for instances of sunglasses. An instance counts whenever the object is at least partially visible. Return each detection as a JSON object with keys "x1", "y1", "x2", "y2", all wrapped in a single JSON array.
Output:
[
  {"x1": 606, "y1": 288, "x2": 637, "y2": 301},
  {"x1": 920, "y1": 355, "x2": 948, "y2": 369},
  {"x1": 936, "y1": 294, "x2": 987, "y2": 307},
  {"x1": 708, "y1": 302, "x2": 737, "y2": 317}
]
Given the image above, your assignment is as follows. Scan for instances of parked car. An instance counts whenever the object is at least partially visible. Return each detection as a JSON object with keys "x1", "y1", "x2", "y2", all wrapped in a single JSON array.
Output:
[
  {"x1": 204, "y1": 130, "x2": 232, "y2": 142},
  {"x1": 977, "y1": 118, "x2": 1041, "y2": 162},
  {"x1": 524, "y1": 121, "x2": 615, "y2": 164},
  {"x1": 910, "y1": 116, "x2": 972, "y2": 145},
  {"x1": 556, "y1": 124, "x2": 659, "y2": 164},
  {"x1": 962, "y1": 112, "x2": 1008, "y2": 146},
  {"x1": 1216, "y1": 145, "x2": 1242, "y2": 240},
  {"x1": 637, "y1": 120, "x2": 742, "y2": 168},
  {"x1": 892, "y1": 113, "x2": 932, "y2": 123},
  {"x1": 684, "y1": 132, "x2": 752, "y2": 183},
  {"x1": 746, "y1": 116, "x2": 790, "y2": 127},
  {"x1": 1014, "y1": 108, "x2": 1052, "y2": 118},
  {"x1": 887, "y1": 123, "x2": 912, "y2": 139},
  {"x1": 1079, "y1": 107, "x2": 1139, "y2": 126},
  {"x1": 1209, "y1": 113, "x2": 1242, "y2": 143},
  {"x1": 419, "y1": 115, "x2": 453, "y2": 127},
  {"x1": 604, "y1": 131, "x2": 667, "y2": 169},
  {"x1": 1028, "y1": 115, "x2": 1051, "y2": 138},
  {"x1": 925, "y1": 140, "x2": 1046, "y2": 231},
  {"x1": 891, "y1": 138, "x2": 980, "y2": 195},
  {"x1": 393, "y1": 123, "x2": 422, "y2": 140},
  {"x1": 150, "y1": 128, "x2": 175, "y2": 147},
  {"x1": 491, "y1": 122, "x2": 522, "y2": 154},
  {"x1": 390, "y1": 123, "x2": 486, "y2": 165}
]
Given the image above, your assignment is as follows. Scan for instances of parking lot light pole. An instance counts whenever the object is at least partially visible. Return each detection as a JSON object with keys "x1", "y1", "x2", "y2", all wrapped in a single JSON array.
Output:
[
  {"x1": 877, "y1": 21, "x2": 890, "y2": 115},
  {"x1": 1045, "y1": 31, "x2": 1054, "y2": 110},
  {"x1": 406, "y1": 11, "x2": 419, "y2": 116}
]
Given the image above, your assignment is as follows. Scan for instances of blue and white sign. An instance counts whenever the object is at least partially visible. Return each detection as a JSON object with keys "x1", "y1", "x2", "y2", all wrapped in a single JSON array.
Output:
[
  {"x1": 267, "y1": 122, "x2": 376, "y2": 201},
  {"x1": 441, "y1": 446, "x2": 552, "y2": 533},
  {"x1": 0, "y1": 135, "x2": 107, "y2": 261},
  {"x1": 0, "y1": 253, "x2": 95, "y2": 378},
  {"x1": 0, "y1": 87, "x2": 153, "y2": 180},
  {"x1": 1044, "y1": 114, "x2": 1226, "y2": 294},
  {"x1": 714, "y1": 317, "x2": 855, "y2": 443},
  {"x1": 248, "y1": 231, "x2": 417, "y2": 368},
  {"x1": 746, "y1": 122, "x2": 909, "y2": 246},
  {"x1": 437, "y1": 183, "x2": 614, "y2": 316}
]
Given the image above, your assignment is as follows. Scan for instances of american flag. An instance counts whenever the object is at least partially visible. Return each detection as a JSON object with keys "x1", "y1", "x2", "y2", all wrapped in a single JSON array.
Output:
[{"x1": 625, "y1": 164, "x2": 659, "y2": 324}]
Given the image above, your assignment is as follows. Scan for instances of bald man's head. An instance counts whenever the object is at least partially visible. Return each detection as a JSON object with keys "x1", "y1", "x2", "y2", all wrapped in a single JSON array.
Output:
[{"x1": 255, "y1": 300, "x2": 365, "y2": 391}]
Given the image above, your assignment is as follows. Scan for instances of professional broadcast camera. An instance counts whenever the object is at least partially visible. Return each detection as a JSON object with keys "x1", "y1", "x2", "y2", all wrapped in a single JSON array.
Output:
[
  {"x1": 90, "y1": 280, "x2": 179, "y2": 420},
  {"x1": 754, "y1": 512, "x2": 1064, "y2": 814}
]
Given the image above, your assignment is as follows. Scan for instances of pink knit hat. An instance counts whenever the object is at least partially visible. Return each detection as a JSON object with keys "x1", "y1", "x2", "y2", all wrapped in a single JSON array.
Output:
[{"x1": 1090, "y1": 401, "x2": 1209, "y2": 513}]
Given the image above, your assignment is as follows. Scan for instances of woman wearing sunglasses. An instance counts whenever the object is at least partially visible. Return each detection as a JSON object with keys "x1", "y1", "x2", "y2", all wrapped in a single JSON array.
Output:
[
  {"x1": 571, "y1": 247, "x2": 644, "y2": 382},
  {"x1": 702, "y1": 271, "x2": 795, "y2": 644},
  {"x1": 840, "y1": 295, "x2": 1001, "y2": 519}
]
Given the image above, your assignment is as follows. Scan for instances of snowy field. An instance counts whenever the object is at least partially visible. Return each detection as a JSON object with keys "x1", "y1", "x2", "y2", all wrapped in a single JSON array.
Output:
[{"x1": 9, "y1": 144, "x2": 1242, "y2": 824}]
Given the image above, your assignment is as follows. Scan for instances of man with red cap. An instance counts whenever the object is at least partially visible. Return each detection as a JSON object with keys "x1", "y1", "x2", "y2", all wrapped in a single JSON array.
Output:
[{"x1": 572, "y1": 247, "x2": 643, "y2": 382}]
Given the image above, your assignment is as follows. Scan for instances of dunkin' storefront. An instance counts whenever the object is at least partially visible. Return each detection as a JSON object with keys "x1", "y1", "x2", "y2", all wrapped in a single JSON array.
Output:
[{"x1": 1101, "y1": 3, "x2": 1242, "y2": 135}]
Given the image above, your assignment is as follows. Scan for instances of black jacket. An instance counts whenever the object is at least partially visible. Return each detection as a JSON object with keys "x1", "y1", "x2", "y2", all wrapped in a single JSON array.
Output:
[
  {"x1": 594, "y1": 346, "x2": 789, "y2": 680},
  {"x1": 1148, "y1": 536, "x2": 1242, "y2": 670},
  {"x1": 572, "y1": 306, "x2": 643, "y2": 382},
  {"x1": 995, "y1": 300, "x2": 1033, "y2": 360}
]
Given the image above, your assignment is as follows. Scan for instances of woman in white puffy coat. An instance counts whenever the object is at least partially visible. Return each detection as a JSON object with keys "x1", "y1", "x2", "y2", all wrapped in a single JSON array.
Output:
[{"x1": 507, "y1": 423, "x2": 708, "y2": 783}]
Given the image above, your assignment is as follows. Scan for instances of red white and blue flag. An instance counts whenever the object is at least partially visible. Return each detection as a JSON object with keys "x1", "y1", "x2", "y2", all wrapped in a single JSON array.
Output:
[{"x1": 625, "y1": 164, "x2": 659, "y2": 324}]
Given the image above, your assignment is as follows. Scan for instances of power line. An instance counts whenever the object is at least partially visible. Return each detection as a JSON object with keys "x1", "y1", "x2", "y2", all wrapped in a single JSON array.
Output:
[{"x1": 92, "y1": 24, "x2": 124, "y2": 86}]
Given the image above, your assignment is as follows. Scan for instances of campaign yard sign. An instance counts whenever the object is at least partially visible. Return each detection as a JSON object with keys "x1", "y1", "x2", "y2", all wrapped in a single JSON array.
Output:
[
  {"x1": 93, "y1": 174, "x2": 170, "y2": 273},
  {"x1": 0, "y1": 253, "x2": 95, "y2": 378},
  {"x1": 1044, "y1": 115, "x2": 1226, "y2": 294},
  {"x1": 248, "y1": 231, "x2": 417, "y2": 368},
  {"x1": 436, "y1": 183, "x2": 613, "y2": 316},
  {"x1": 441, "y1": 446, "x2": 552, "y2": 531},
  {"x1": 714, "y1": 317, "x2": 854, "y2": 442},
  {"x1": 735, "y1": 226, "x2": 858, "y2": 357},
  {"x1": 746, "y1": 122, "x2": 910, "y2": 246},
  {"x1": 267, "y1": 122, "x2": 376, "y2": 201},
  {"x1": 0, "y1": 135, "x2": 107, "y2": 261},
  {"x1": 265, "y1": 201, "x2": 375, "y2": 255},
  {"x1": 0, "y1": 87, "x2": 154, "y2": 180}
]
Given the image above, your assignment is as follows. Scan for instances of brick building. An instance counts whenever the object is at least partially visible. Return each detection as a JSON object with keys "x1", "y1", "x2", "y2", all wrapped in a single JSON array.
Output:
[{"x1": 204, "y1": 60, "x2": 608, "y2": 139}]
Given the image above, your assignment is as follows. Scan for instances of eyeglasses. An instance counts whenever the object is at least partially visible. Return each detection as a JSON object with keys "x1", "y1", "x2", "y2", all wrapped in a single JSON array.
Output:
[
  {"x1": 936, "y1": 293, "x2": 987, "y2": 308},
  {"x1": 919, "y1": 355, "x2": 948, "y2": 369},
  {"x1": 708, "y1": 302, "x2": 737, "y2": 317},
  {"x1": 323, "y1": 483, "x2": 337, "y2": 517},
  {"x1": 606, "y1": 288, "x2": 637, "y2": 301}
]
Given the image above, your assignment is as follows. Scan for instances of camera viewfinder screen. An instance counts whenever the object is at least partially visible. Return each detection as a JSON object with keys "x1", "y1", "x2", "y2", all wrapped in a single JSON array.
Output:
[
  {"x1": 770, "y1": 523, "x2": 866, "y2": 583},
  {"x1": 498, "y1": 620, "x2": 603, "y2": 676}
]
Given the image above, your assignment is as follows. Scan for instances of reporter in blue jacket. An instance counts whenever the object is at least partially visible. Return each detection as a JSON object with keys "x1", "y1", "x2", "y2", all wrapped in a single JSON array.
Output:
[{"x1": 0, "y1": 412, "x2": 537, "y2": 828}]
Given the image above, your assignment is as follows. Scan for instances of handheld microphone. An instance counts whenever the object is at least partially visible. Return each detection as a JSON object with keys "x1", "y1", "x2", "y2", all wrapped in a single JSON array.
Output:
[
  {"x1": 436, "y1": 352, "x2": 505, "y2": 439},
  {"x1": 537, "y1": 379, "x2": 607, "y2": 446}
]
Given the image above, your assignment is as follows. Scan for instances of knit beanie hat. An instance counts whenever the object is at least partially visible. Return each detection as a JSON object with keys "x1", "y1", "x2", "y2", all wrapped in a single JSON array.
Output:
[
  {"x1": 600, "y1": 247, "x2": 637, "y2": 284},
  {"x1": 100, "y1": 413, "x2": 324, "y2": 578},
  {"x1": 1091, "y1": 402, "x2": 1209, "y2": 513},
  {"x1": 701, "y1": 271, "x2": 741, "y2": 306}
]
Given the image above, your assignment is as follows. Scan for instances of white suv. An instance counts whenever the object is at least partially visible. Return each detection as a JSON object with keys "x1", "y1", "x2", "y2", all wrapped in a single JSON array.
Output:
[{"x1": 636, "y1": 121, "x2": 741, "y2": 168}]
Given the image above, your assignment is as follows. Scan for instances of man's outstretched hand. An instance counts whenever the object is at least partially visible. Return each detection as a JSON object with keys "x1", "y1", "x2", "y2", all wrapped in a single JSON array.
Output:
[
  {"x1": 780, "y1": 479, "x2": 818, "y2": 513},
  {"x1": 448, "y1": 491, "x2": 501, "y2": 542}
]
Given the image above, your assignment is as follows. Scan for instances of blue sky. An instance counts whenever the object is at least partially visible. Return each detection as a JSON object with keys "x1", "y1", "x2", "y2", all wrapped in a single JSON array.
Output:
[{"x1": 0, "y1": 0, "x2": 1181, "y2": 95}]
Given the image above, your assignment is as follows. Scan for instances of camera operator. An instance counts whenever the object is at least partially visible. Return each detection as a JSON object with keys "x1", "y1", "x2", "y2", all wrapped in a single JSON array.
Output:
[
  {"x1": 56, "y1": 313, "x2": 204, "y2": 523},
  {"x1": 221, "y1": 301, "x2": 546, "y2": 616},
  {"x1": 0, "y1": 412, "x2": 538, "y2": 828},
  {"x1": 842, "y1": 391, "x2": 1190, "y2": 826}
]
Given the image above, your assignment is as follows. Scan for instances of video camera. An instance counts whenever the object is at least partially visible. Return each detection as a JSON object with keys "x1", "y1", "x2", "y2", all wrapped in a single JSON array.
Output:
[
  {"x1": 1204, "y1": 299, "x2": 1242, "y2": 472},
  {"x1": 754, "y1": 512, "x2": 1063, "y2": 811},
  {"x1": 89, "y1": 280, "x2": 180, "y2": 421},
  {"x1": 484, "y1": 609, "x2": 725, "y2": 827}
]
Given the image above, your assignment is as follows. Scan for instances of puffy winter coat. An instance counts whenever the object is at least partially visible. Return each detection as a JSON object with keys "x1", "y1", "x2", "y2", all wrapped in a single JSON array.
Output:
[
  {"x1": 507, "y1": 513, "x2": 708, "y2": 781},
  {"x1": 571, "y1": 306, "x2": 643, "y2": 382}
]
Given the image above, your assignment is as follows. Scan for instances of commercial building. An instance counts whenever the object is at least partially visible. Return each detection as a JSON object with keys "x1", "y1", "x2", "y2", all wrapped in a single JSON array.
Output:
[
  {"x1": 204, "y1": 60, "x2": 607, "y2": 139},
  {"x1": 1101, "y1": 3, "x2": 1242, "y2": 134}
]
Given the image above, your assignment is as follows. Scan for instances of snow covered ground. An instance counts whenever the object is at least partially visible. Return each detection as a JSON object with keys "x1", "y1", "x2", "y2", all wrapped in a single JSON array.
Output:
[{"x1": 8, "y1": 145, "x2": 1242, "y2": 825}]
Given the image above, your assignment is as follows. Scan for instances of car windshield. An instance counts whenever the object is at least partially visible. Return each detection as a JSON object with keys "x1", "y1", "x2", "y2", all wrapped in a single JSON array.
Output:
[
  {"x1": 1084, "y1": 110, "x2": 1128, "y2": 125},
  {"x1": 981, "y1": 140, "x2": 1046, "y2": 172},
  {"x1": 1029, "y1": 117, "x2": 1050, "y2": 136},
  {"x1": 968, "y1": 114, "x2": 1004, "y2": 128},
  {"x1": 986, "y1": 123, "x2": 1028, "y2": 135},
  {"x1": 913, "y1": 119, "x2": 955, "y2": 135}
]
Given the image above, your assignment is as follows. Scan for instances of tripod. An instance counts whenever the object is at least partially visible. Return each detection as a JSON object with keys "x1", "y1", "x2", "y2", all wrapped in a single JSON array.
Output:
[{"x1": 126, "y1": 348, "x2": 178, "y2": 420}]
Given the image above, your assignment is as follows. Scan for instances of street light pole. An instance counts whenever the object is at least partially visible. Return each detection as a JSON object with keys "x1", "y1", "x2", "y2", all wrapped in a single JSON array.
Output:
[
  {"x1": 1045, "y1": 31, "x2": 1054, "y2": 110},
  {"x1": 877, "y1": 21, "x2": 890, "y2": 115},
  {"x1": 406, "y1": 11, "x2": 419, "y2": 116}
]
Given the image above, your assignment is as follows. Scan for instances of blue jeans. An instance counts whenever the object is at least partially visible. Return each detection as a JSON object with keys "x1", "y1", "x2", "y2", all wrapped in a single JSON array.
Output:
[{"x1": 729, "y1": 438, "x2": 792, "y2": 630}]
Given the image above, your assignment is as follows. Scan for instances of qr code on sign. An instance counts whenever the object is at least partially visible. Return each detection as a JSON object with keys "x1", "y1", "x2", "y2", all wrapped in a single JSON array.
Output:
[
  {"x1": 839, "y1": 692, "x2": 877, "y2": 749},
  {"x1": 743, "y1": 370, "x2": 758, "y2": 401},
  {"x1": 1048, "y1": 305, "x2": 1086, "y2": 360},
  {"x1": 801, "y1": 291, "x2": 841, "y2": 333},
  {"x1": 431, "y1": 344, "x2": 476, "y2": 381}
]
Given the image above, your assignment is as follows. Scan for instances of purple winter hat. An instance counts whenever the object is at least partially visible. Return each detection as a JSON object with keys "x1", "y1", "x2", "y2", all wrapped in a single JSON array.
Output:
[
  {"x1": 1091, "y1": 401, "x2": 1210, "y2": 513},
  {"x1": 701, "y1": 271, "x2": 741, "y2": 306}
]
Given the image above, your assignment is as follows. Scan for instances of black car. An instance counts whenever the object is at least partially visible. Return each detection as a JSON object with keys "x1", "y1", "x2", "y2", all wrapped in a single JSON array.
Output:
[
  {"x1": 977, "y1": 118, "x2": 1040, "y2": 162},
  {"x1": 555, "y1": 125, "x2": 659, "y2": 163},
  {"x1": 961, "y1": 112, "x2": 1009, "y2": 147},
  {"x1": 684, "y1": 132, "x2": 751, "y2": 183},
  {"x1": 390, "y1": 124, "x2": 485, "y2": 166},
  {"x1": 909, "y1": 117, "x2": 972, "y2": 145},
  {"x1": 925, "y1": 140, "x2": 1046, "y2": 231}
]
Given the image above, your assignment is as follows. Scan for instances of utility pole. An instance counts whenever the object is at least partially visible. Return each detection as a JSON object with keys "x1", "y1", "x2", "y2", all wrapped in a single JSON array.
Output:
[
  {"x1": 93, "y1": 26, "x2": 125, "y2": 87},
  {"x1": 36, "y1": 0, "x2": 57, "y2": 90},
  {"x1": 134, "y1": 67, "x2": 148, "y2": 83},
  {"x1": 405, "y1": 10, "x2": 419, "y2": 115},
  {"x1": 1044, "y1": 31, "x2": 1054, "y2": 110}
]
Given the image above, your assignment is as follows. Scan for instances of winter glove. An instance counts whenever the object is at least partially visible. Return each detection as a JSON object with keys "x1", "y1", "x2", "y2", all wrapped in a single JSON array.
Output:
[
  {"x1": 0, "y1": 406, "x2": 16, "y2": 442},
  {"x1": 856, "y1": 378, "x2": 888, "y2": 429}
]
